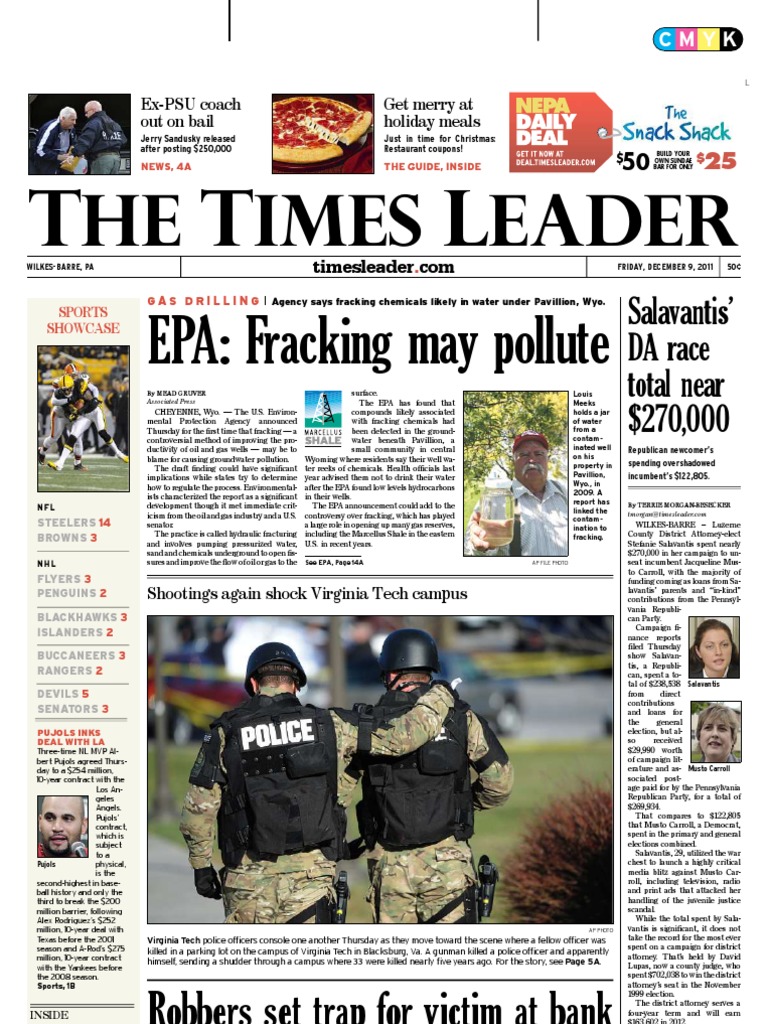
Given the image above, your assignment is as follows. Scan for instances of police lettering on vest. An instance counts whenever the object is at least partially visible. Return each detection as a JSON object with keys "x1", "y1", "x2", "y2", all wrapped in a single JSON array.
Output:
[
  {"x1": 208, "y1": 693, "x2": 344, "y2": 865},
  {"x1": 240, "y1": 718, "x2": 316, "y2": 749}
]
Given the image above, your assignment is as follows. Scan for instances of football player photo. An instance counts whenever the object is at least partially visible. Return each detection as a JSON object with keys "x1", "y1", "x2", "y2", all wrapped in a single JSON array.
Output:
[{"x1": 37, "y1": 345, "x2": 130, "y2": 493}]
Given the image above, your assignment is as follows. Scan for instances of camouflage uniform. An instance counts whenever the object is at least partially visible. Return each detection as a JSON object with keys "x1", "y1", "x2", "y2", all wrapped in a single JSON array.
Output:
[
  {"x1": 218, "y1": 849, "x2": 337, "y2": 924},
  {"x1": 180, "y1": 681, "x2": 454, "y2": 924},
  {"x1": 364, "y1": 706, "x2": 512, "y2": 924}
]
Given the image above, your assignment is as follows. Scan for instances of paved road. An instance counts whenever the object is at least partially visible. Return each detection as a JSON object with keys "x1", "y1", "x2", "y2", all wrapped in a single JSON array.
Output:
[
  {"x1": 148, "y1": 833, "x2": 222, "y2": 924},
  {"x1": 515, "y1": 677, "x2": 613, "y2": 740},
  {"x1": 148, "y1": 833, "x2": 373, "y2": 924}
]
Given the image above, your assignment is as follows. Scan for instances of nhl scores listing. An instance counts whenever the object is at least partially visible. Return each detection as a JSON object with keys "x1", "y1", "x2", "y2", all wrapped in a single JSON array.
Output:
[
  {"x1": 41, "y1": 211, "x2": 733, "y2": 909},
  {"x1": 28, "y1": 295, "x2": 624, "y2": 1022},
  {"x1": 30, "y1": 297, "x2": 141, "y2": 1014},
  {"x1": 31, "y1": 292, "x2": 623, "y2": 1021},
  {"x1": 22, "y1": 71, "x2": 757, "y2": 1024}
]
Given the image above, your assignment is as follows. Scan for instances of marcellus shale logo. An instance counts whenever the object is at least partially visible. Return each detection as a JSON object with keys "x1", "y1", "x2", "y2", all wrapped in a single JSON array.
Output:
[{"x1": 654, "y1": 27, "x2": 743, "y2": 51}]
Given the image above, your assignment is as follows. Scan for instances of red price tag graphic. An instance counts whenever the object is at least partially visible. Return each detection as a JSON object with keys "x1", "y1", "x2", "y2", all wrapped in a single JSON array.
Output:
[{"x1": 509, "y1": 92, "x2": 614, "y2": 173}]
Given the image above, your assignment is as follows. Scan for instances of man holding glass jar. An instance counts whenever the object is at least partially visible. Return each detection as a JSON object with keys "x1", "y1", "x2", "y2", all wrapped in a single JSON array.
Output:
[{"x1": 464, "y1": 430, "x2": 568, "y2": 557}]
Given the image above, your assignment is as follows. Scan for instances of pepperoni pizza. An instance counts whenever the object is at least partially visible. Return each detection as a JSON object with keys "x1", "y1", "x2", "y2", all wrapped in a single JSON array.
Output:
[{"x1": 272, "y1": 96, "x2": 372, "y2": 164}]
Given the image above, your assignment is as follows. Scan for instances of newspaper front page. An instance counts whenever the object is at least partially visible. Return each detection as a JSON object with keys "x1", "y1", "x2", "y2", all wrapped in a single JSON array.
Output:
[{"x1": 20, "y1": 4, "x2": 758, "y2": 1024}]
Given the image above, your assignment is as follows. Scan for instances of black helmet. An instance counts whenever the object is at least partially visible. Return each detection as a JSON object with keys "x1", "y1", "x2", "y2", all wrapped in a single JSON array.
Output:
[
  {"x1": 244, "y1": 641, "x2": 307, "y2": 694},
  {"x1": 379, "y1": 628, "x2": 440, "y2": 679}
]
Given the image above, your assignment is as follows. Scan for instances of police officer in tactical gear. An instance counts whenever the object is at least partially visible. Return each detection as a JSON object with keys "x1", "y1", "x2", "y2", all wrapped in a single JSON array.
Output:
[
  {"x1": 353, "y1": 628, "x2": 513, "y2": 924},
  {"x1": 180, "y1": 639, "x2": 457, "y2": 924}
]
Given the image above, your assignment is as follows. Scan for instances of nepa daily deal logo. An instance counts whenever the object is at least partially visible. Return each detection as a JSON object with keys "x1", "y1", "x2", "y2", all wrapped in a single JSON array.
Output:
[
  {"x1": 305, "y1": 390, "x2": 342, "y2": 446},
  {"x1": 509, "y1": 93, "x2": 613, "y2": 173},
  {"x1": 653, "y1": 27, "x2": 743, "y2": 51}
]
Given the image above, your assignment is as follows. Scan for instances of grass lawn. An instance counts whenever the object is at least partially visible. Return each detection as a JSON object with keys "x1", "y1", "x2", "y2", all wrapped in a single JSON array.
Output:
[
  {"x1": 37, "y1": 453, "x2": 129, "y2": 492},
  {"x1": 149, "y1": 737, "x2": 612, "y2": 923}
]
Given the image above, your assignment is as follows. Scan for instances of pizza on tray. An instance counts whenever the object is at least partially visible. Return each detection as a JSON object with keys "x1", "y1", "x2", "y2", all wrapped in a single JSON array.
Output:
[{"x1": 272, "y1": 96, "x2": 372, "y2": 164}]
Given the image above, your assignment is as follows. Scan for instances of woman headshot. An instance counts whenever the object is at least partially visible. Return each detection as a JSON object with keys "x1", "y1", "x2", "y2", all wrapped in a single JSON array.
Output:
[
  {"x1": 688, "y1": 618, "x2": 740, "y2": 679},
  {"x1": 693, "y1": 703, "x2": 741, "y2": 763}
]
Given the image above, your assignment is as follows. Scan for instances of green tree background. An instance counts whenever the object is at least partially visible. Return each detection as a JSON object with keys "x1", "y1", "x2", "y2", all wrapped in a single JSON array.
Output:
[{"x1": 463, "y1": 392, "x2": 568, "y2": 518}]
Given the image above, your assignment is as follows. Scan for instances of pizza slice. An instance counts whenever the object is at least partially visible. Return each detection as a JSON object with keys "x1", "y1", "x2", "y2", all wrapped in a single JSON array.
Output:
[{"x1": 273, "y1": 96, "x2": 372, "y2": 164}]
